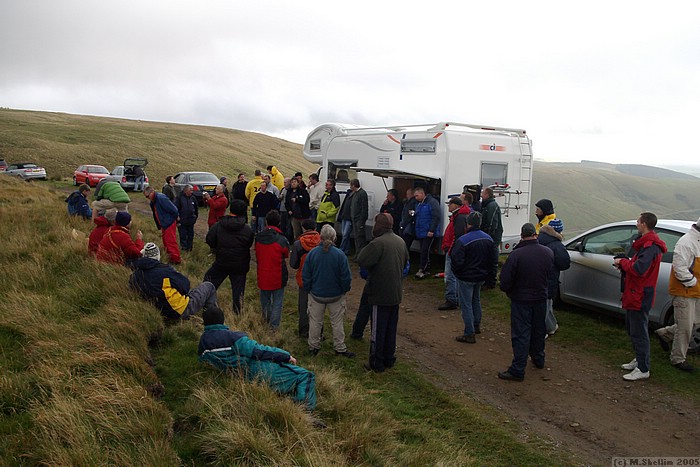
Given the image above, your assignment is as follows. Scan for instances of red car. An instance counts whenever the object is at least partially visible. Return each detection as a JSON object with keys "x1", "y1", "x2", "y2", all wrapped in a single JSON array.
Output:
[{"x1": 73, "y1": 165, "x2": 111, "y2": 187}]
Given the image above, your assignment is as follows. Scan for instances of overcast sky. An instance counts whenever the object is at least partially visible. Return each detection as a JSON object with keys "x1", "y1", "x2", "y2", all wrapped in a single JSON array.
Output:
[{"x1": 2, "y1": 1, "x2": 698, "y2": 166}]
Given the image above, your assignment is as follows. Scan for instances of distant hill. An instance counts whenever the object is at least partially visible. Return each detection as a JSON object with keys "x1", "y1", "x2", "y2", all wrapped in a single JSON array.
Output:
[
  {"x1": 533, "y1": 161, "x2": 700, "y2": 235},
  {"x1": 2, "y1": 108, "x2": 699, "y2": 236},
  {"x1": 0, "y1": 108, "x2": 315, "y2": 187}
]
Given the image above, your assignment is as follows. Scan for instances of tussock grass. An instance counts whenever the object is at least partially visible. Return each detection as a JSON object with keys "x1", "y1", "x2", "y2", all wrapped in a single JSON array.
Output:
[{"x1": 1, "y1": 175, "x2": 568, "y2": 465}]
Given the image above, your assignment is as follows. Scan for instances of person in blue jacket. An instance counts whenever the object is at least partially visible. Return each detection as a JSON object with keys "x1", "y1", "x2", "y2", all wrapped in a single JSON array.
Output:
[
  {"x1": 198, "y1": 306, "x2": 318, "y2": 410},
  {"x1": 412, "y1": 186, "x2": 441, "y2": 279},
  {"x1": 66, "y1": 184, "x2": 93, "y2": 219}
]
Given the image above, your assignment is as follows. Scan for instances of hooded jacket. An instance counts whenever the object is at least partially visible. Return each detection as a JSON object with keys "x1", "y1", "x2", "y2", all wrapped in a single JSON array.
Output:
[
  {"x1": 269, "y1": 166, "x2": 285, "y2": 191},
  {"x1": 537, "y1": 224, "x2": 571, "y2": 298},
  {"x1": 442, "y1": 204, "x2": 471, "y2": 253},
  {"x1": 88, "y1": 216, "x2": 111, "y2": 255},
  {"x1": 668, "y1": 225, "x2": 700, "y2": 298},
  {"x1": 205, "y1": 215, "x2": 255, "y2": 273},
  {"x1": 618, "y1": 230, "x2": 667, "y2": 311},
  {"x1": 129, "y1": 257, "x2": 190, "y2": 319},
  {"x1": 290, "y1": 230, "x2": 321, "y2": 287},
  {"x1": 255, "y1": 226, "x2": 290, "y2": 290},
  {"x1": 66, "y1": 191, "x2": 92, "y2": 219}
]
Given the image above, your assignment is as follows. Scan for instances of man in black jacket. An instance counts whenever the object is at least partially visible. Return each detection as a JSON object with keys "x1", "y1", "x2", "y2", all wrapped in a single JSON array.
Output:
[
  {"x1": 252, "y1": 182, "x2": 279, "y2": 233},
  {"x1": 174, "y1": 184, "x2": 198, "y2": 251},
  {"x1": 204, "y1": 200, "x2": 255, "y2": 314},
  {"x1": 497, "y1": 223, "x2": 554, "y2": 381}
]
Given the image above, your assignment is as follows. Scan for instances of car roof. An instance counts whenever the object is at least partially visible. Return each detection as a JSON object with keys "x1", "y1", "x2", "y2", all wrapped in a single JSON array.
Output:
[
  {"x1": 81, "y1": 164, "x2": 108, "y2": 168},
  {"x1": 565, "y1": 219, "x2": 696, "y2": 245}
]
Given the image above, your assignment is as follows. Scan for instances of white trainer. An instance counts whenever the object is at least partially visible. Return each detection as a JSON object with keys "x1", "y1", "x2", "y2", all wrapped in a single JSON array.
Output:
[
  {"x1": 622, "y1": 367, "x2": 650, "y2": 381},
  {"x1": 620, "y1": 358, "x2": 638, "y2": 370}
]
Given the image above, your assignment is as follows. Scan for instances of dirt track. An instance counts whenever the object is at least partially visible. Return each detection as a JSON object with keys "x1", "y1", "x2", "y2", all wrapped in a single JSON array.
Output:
[{"x1": 120, "y1": 192, "x2": 700, "y2": 465}]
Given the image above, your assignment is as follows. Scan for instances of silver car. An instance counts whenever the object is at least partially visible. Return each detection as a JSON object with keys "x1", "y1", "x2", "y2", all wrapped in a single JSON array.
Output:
[
  {"x1": 559, "y1": 219, "x2": 700, "y2": 351},
  {"x1": 2, "y1": 162, "x2": 47, "y2": 180}
]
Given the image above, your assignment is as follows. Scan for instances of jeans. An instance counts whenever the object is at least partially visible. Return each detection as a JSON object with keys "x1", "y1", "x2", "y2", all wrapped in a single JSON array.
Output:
[
  {"x1": 178, "y1": 223, "x2": 195, "y2": 251},
  {"x1": 255, "y1": 216, "x2": 266, "y2": 233},
  {"x1": 183, "y1": 281, "x2": 218, "y2": 318},
  {"x1": 457, "y1": 280, "x2": 483, "y2": 336},
  {"x1": 260, "y1": 288, "x2": 285, "y2": 330},
  {"x1": 625, "y1": 307, "x2": 651, "y2": 372},
  {"x1": 339, "y1": 220, "x2": 353, "y2": 253},
  {"x1": 369, "y1": 304, "x2": 399, "y2": 371},
  {"x1": 133, "y1": 175, "x2": 145, "y2": 192},
  {"x1": 351, "y1": 283, "x2": 371, "y2": 339},
  {"x1": 204, "y1": 264, "x2": 246, "y2": 314},
  {"x1": 444, "y1": 254, "x2": 458, "y2": 305},
  {"x1": 508, "y1": 300, "x2": 546, "y2": 379},
  {"x1": 545, "y1": 298, "x2": 558, "y2": 334}
]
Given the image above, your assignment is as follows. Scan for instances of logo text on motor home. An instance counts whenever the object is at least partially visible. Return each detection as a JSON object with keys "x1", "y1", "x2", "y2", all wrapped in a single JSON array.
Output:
[{"x1": 480, "y1": 144, "x2": 506, "y2": 151}]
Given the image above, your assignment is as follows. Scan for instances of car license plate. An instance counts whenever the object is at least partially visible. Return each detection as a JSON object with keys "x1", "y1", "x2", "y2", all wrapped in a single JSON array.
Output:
[{"x1": 204, "y1": 185, "x2": 216, "y2": 191}]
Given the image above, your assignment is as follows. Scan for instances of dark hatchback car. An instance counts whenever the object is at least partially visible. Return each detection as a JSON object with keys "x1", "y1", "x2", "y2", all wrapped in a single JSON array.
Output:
[{"x1": 173, "y1": 171, "x2": 220, "y2": 205}]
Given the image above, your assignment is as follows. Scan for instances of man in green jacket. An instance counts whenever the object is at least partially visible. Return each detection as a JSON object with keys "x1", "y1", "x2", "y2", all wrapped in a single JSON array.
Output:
[
  {"x1": 357, "y1": 213, "x2": 410, "y2": 372},
  {"x1": 480, "y1": 187, "x2": 503, "y2": 289},
  {"x1": 92, "y1": 179, "x2": 130, "y2": 219}
]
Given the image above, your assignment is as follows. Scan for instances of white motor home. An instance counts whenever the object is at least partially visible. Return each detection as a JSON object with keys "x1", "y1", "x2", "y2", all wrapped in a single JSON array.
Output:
[{"x1": 302, "y1": 122, "x2": 533, "y2": 252}]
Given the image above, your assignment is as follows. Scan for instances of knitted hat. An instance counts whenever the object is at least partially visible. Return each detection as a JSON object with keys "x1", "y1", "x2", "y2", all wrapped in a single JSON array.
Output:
[
  {"x1": 202, "y1": 306, "x2": 225, "y2": 326},
  {"x1": 115, "y1": 211, "x2": 132, "y2": 227},
  {"x1": 549, "y1": 218, "x2": 564, "y2": 233},
  {"x1": 535, "y1": 199, "x2": 554, "y2": 216},
  {"x1": 521, "y1": 223, "x2": 537, "y2": 238},
  {"x1": 372, "y1": 212, "x2": 393, "y2": 237},
  {"x1": 141, "y1": 242, "x2": 160, "y2": 261}
]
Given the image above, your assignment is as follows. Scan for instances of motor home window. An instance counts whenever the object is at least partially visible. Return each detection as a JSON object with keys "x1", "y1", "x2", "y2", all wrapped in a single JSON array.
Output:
[
  {"x1": 309, "y1": 140, "x2": 321, "y2": 151},
  {"x1": 327, "y1": 162, "x2": 358, "y2": 183},
  {"x1": 480, "y1": 162, "x2": 508, "y2": 187},
  {"x1": 401, "y1": 140, "x2": 436, "y2": 153}
]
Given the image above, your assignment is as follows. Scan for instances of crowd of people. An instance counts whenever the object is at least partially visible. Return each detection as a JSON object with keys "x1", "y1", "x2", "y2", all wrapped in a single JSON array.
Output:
[{"x1": 65, "y1": 162, "x2": 696, "y2": 416}]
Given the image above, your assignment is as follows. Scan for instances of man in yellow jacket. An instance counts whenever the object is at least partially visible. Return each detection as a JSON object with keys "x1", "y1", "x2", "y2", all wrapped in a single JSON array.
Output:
[
  {"x1": 245, "y1": 169, "x2": 264, "y2": 208},
  {"x1": 267, "y1": 165, "x2": 285, "y2": 191}
]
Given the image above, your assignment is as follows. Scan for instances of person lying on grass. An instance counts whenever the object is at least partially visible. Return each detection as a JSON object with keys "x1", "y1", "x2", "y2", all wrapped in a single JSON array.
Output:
[{"x1": 198, "y1": 306, "x2": 318, "y2": 411}]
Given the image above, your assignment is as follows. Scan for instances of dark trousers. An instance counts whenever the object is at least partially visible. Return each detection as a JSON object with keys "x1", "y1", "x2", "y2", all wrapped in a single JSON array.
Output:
[
  {"x1": 625, "y1": 307, "x2": 651, "y2": 372},
  {"x1": 351, "y1": 284, "x2": 371, "y2": 339},
  {"x1": 298, "y1": 288, "x2": 310, "y2": 338},
  {"x1": 353, "y1": 221, "x2": 367, "y2": 258},
  {"x1": 402, "y1": 232, "x2": 415, "y2": 252},
  {"x1": 178, "y1": 223, "x2": 195, "y2": 251},
  {"x1": 508, "y1": 300, "x2": 546, "y2": 379},
  {"x1": 203, "y1": 264, "x2": 246, "y2": 314},
  {"x1": 486, "y1": 243, "x2": 500, "y2": 287},
  {"x1": 418, "y1": 236, "x2": 435, "y2": 272},
  {"x1": 369, "y1": 304, "x2": 399, "y2": 371}
]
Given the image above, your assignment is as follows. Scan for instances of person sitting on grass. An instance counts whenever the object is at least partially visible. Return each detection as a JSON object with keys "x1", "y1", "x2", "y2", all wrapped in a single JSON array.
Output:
[
  {"x1": 66, "y1": 183, "x2": 93, "y2": 220},
  {"x1": 96, "y1": 211, "x2": 144, "y2": 266},
  {"x1": 88, "y1": 208, "x2": 117, "y2": 256},
  {"x1": 198, "y1": 306, "x2": 318, "y2": 411},
  {"x1": 129, "y1": 243, "x2": 219, "y2": 320}
]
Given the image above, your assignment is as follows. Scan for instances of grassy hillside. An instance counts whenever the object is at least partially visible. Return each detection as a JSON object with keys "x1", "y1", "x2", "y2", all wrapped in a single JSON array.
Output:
[
  {"x1": 532, "y1": 162, "x2": 700, "y2": 235},
  {"x1": 0, "y1": 108, "x2": 315, "y2": 185},
  {"x1": 3, "y1": 108, "x2": 699, "y2": 237},
  {"x1": 0, "y1": 177, "x2": 566, "y2": 465}
]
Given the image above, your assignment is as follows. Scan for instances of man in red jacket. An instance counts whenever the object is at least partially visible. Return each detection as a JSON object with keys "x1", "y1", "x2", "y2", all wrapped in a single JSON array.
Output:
[
  {"x1": 88, "y1": 208, "x2": 117, "y2": 256},
  {"x1": 96, "y1": 212, "x2": 144, "y2": 266},
  {"x1": 255, "y1": 210, "x2": 290, "y2": 330},
  {"x1": 204, "y1": 184, "x2": 229, "y2": 228},
  {"x1": 439, "y1": 197, "x2": 471, "y2": 310},
  {"x1": 614, "y1": 212, "x2": 667, "y2": 381}
]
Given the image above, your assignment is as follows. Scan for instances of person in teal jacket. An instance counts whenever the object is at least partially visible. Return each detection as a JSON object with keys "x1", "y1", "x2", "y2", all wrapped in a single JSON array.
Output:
[{"x1": 198, "y1": 306, "x2": 317, "y2": 410}]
